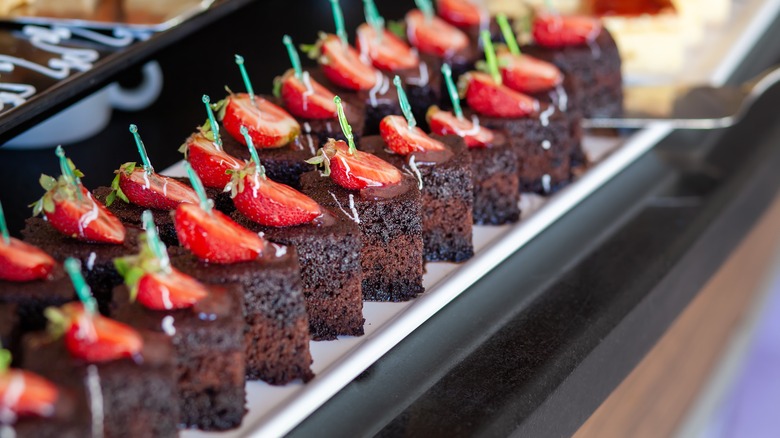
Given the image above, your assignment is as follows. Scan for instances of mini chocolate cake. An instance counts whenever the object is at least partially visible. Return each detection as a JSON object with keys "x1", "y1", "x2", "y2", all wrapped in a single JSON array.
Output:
[
  {"x1": 394, "y1": 60, "x2": 442, "y2": 130},
  {"x1": 0, "y1": 264, "x2": 75, "y2": 333},
  {"x1": 92, "y1": 186, "x2": 179, "y2": 246},
  {"x1": 300, "y1": 171, "x2": 424, "y2": 301},
  {"x1": 169, "y1": 248, "x2": 313, "y2": 384},
  {"x1": 232, "y1": 210, "x2": 364, "y2": 341},
  {"x1": 8, "y1": 381, "x2": 91, "y2": 438},
  {"x1": 465, "y1": 101, "x2": 582, "y2": 195},
  {"x1": 360, "y1": 135, "x2": 474, "y2": 262},
  {"x1": 0, "y1": 303, "x2": 18, "y2": 361},
  {"x1": 522, "y1": 27, "x2": 623, "y2": 118},
  {"x1": 21, "y1": 219, "x2": 141, "y2": 314},
  {"x1": 275, "y1": 89, "x2": 366, "y2": 146},
  {"x1": 467, "y1": 132, "x2": 521, "y2": 225},
  {"x1": 112, "y1": 284, "x2": 246, "y2": 430},
  {"x1": 22, "y1": 330, "x2": 179, "y2": 438}
]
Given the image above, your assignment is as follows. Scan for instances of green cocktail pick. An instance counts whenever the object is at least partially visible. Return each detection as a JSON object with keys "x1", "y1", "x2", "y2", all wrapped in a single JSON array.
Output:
[
  {"x1": 441, "y1": 64, "x2": 464, "y2": 120},
  {"x1": 0, "y1": 199, "x2": 10, "y2": 245},
  {"x1": 234, "y1": 54, "x2": 257, "y2": 107},
  {"x1": 0, "y1": 342, "x2": 10, "y2": 373},
  {"x1": 129, "y1": 124, "x2": 154, "y2": 174},
  {"x1": 393, "y1": 75, "x2": 417, "y2": 129},
  {"x1": 55, "y1": 145, "x2": 82, "y2": 200},
  {"x1": 64, "y1": 258, "x2": 98, "y2": 316},
  {"x1": 497, "y1": 14, "x2": 521, "y2": 56},
  {"x1": 240, "y1": 125, "x2": 266, "y2": 178},
  {"x1": 184, "y1": 162, "x2": 212, "y2": 214},
  {"x1": 141, "y1": 210, "x2": 171, "y2": 273},
  {"x1": 481, "y1": 30, "x2": 502, "y2": 85},
  {"x1": 414, "y1": 0, "x2": 434, "y2": 21},
  {"x1": 202, "y1": 94, "x2": 223, "y2": 149},
  {"x1": 334, "y1": 96, "x2": 356, "y2": 154},
  {"x1": 282, "y1": 35, "x2": 303, "y2": 79},
  {"x1": 329, "y1": 0, "x2": 349, "y2": 47},
  {"x1": 363, "y1": 0, "x2": 385, "y2": 38}
]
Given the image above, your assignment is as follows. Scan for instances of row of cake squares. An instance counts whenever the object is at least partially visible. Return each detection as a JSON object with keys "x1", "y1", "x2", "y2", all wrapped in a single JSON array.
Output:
[{"x1": 0, "y1": 0, "x2": 624, "y2": 435}]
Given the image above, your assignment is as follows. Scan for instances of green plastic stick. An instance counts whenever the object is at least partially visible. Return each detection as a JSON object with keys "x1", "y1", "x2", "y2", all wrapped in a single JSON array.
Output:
[
  {"x1": 184, "y1": 162, "x2": 212, "y2": 213},
  {"x1": 441, "y1": 64, "x2": 464, "y2": 120},
  {"x1": 334, "y1": 96, "x2": 356, "y2": 154},
  {"x1": 64, "y1": 258, "x2": 97, "y2": 315},
  {"x1": 240, "y1": 125, "x2": 266, "y2": 178},
  {"x1": 202, "y1": 95, "x2": 222, "y2": 149},
  {"x1": 234, "y1": 54, "x2": 256, "y2": 106},
  {"x1": 141, "y1": 210, "x2": 171, "y2": 273},
  {"x1": 497, "y1": 14, "x2": 520, "y2": 56},
  {"x1": 329, "y1": 0, "x2": 349, "y2": 46},
  {"x1": 55, "y1": 146, "x2": 81, "y2": 201},
  {"x1": 0, "y1": 200, "x2": 9, "y2": 245},
  {"x1": 129, "y1": 124, "x2": 154, "y2": 174},
  {"x1": 393, "y1": 76, "x2": 417, "y2": 129},
  {"x1": 282, "y1": 35, "x2": 303, "y2": 79},
  {"x1": 414, "y1": 0, "x2": 434, "y2": 21},
  {"x1": 481, "y1": 30, "x2": 502, "y2": 84},
  {"x1": 0, "y1": 346, "x2": 10, "y2": 373},
  {"x1": 363, "y1": 0, "x2": 385, "y2": 36}
]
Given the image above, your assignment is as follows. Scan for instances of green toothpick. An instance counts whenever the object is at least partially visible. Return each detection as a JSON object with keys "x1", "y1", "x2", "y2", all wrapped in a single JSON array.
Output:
[
  {"x1": 441, "y1": 64, "x2": 464, "y2": 120},
  {"x1": 363, "y1": 0, "x2": 385, "y2": 37},
  {"x1": 0, "y1": 344, "x2": 10, "y2": 373},
  {"x1": 0, "y1": 200, "x2": 9, "y2": 245},
  {"x1": 141, "y1": 210, "x2": 171, "y2": 273},
  {"x1": 334, "y1": 96, "x2": 356, "y2": 154},
  {"x1": 481, "y1": 30, "x2": 502, "y2": 85},
  {"x1": 202, "y1": 95, "x2": 222, "y2": 149},
  {"x1": 234, "y1": 54, "x2": 256, "y2": 107},
  {"x1": 497, "y1": 14, "x2": 520, "y2": 56},
  {"x1": 282, "y1": 35, "x2": 303, "y2": 79},
  {"x1": 240, "y1": 125, "x2": 266, "y2": 178},
  {"x1": 329, "y1": 0, "x2": 349, "y2": 47},
  {"x1": 129, "y1": 124, "x2": 154, "y2": 174},
  {"x1": 64, "y1": 258, "x2": 97, "y2": 316},
  {"x1": 414, "y1": 0, "x2": 434, "y2": 21},
  {"x1": 393, "y1": 75, "x2": 417, "y2": 130},
  {"x1": 184, "y1": 162, "x2": 212, "y2": 213},
  {"x1": 55, "y1": 145, "x2": 81, "y2": 201}
]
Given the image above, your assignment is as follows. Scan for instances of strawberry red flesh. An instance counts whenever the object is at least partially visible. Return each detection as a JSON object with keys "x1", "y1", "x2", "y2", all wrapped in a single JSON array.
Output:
[
  {"x1": 0, "y1": 370, "x2": 59, "y2": 418},
  {"x1": 355, "y1": 24, "x2": 419, "y2": 72},
  {"x1": 119, "y1": 169, "x2": 199, "y2": 210},
  {"x1": 319, "y1": 34, "x2": 379, "y2": 91},
  {"x1": 436, "y1": 0, "x2": 484, "y2": 27},
  {"x1": 184, "y1": 133, "x2": 245, "y2": 190},
  {"x1": 464, "y1": 72, "x2": 538, "y2": 118},
  {"x1": 499, "y1": 52, "x2": 563, "y2": 93},
  {"x1": 136, "y1": 269, "x2": 209, "y2": 311},
  {"x1": 427, "y1": 108, "x2": 495, "y2": 148},
  {"x1": 62, "y1": 303, "x2": 143, "y2": 363},
  {"x1": 233, "y1": 173, "x2": 322, "y2": 227},
  {"x1": 174, "y1": 203, "x2": 265, "y2": 264},
  {"x1": 222, "y1": 93, "x2": 300, "y2": 149},
  {"x1": 279, "y1": 69, "x2": 338, "y2": 119},
  {"x1": 532, "y1": 13, "x2": 603, "y2": 48},
  {"x1": 406, "y1": 9, "x2": 469, "y2": 57},
  {"x1": 379, "y1": 115, "x2": 447, "y2": 155},
  {"x1": 45, "y1": 188, "x2": 125, "y2": 244},
  {"x1": 0, "y1": 238, "x2": 56, "y2": 282},
  {"x1": 326, "y1": 140, "x2": 403, "y2": 190}
]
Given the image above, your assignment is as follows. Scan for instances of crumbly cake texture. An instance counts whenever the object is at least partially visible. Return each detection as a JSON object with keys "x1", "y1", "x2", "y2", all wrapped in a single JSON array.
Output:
[
  {"x1": 0, "y1": 302, "x2": 18, "y2": 363},
  {"x1": 0, "y1": 264, "x2": 75, "y2": 333},
  {"x1": 232, "y1": 210, "x2": 365, "y2": 341},
  {"x1": 169, "y1": 248, "x2": 313, "y2": 384},
  {"x1": 21, "y1": 218, "x2": 141, "y2": 314},
  {"x1": 359, "y1": 135, "x2": 475, "y2": 262},
  {"x1": 92, "y1": 186, "x2": 180, "y2": 247},
  {"x1": 522, "y1": 28, "x2": 623, "y2": 119},
  {"x1": 22, "y1": 331, "x2": 179, "y2": 438},
  {"x1": 465, "y1": 100, "x2": 582, "y2": 195},
  {"x1": 300, "y1": 171, "x2": 425, "y2": 301},
  {"x1": 112, "y1": 284, "x2": 246, "y2": 430},
  {"x1": 467, "y1": 132, "x2": 521, "y2": 225}
]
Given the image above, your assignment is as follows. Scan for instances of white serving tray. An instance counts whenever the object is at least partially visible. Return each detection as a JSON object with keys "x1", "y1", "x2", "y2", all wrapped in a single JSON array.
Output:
[{"x1": 165, "y1": 1, "x2": 780, "y2": 436}]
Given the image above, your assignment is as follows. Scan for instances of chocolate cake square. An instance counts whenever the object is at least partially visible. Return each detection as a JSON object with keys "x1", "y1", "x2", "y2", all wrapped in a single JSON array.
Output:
[
  {"x1": 300, "y1": 171, "x2": 424, "y2": 301},
  {"x1": 169, "y1": 248, "x2": 313, "y2": 384},
  {"x1": 0, "y1": 264, "x2": 75, "y2": 333},
  {"x1": 232, "y1": 210, "x2": 364, "y2": 341},
  {"x1": 522, "y1": 28, "x2": 623, "y2": 118},
  {"x1": 112, "y1": 284, "x2": 246, "y2": 430},
  {"x1": 21, "y1": 218, "x2": 141, "y2": 314},
  {"x1": 22, "y1": 330, "x2": 178, "y2": 438},
  {"x1": 468, "y1": 132, "x2": 521, "y2": 225},
  {"x1": 360, "y1": 135, "x2": 474, "y2": 262}
]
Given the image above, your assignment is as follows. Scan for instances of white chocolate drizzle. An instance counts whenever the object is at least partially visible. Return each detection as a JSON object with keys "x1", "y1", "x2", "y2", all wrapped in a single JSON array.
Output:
[
  {"x1": 301, "y1": 71, "x2": 315, "y2": 111},
  {"x1": 539, "y1": 105, "x2": 555, "y2": 127},
  {"x1": 368, "y1": 72, "x2": 389, "y2": 107},
  {"x1": 271, "y1": 243, "x2": 288, "y2": 258},
  {"x1": 85, "y1": 365, "x2": 104, "y2": 438},
  {"x1": 406, "y1": 155, "x2": 423, "y2": 190},
  {"x1": 541, "y1": 140, "x2": 551, "y2": 150},
  {"x1": 77, "y1": 192, "x2": 100, "y2": 238},
  {"x1": 162, "y1": 315, "x2": 176, "y2": 336},
  {"x1": 542, "y1": 174, "x2": 551, "y2": 194},
  {"x1": 329, "y1": 192, "x2": 360, "y2": 224},
  {"x1": 86, "y1": 252, "x2": 97, "y2": 271}
]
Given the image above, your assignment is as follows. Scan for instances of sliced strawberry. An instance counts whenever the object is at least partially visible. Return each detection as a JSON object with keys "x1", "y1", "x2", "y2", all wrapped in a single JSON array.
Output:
[
  {"x1": 498, "y1": 51, "x2": 563, "y2": 93},
  {"x1": 279, "y1": 69, "x2": 338, "y2": 119},
  {"x1": 355, "y1": 24, "x2": 419, "y2": 72},
  {"x1": 532, "y1": 12, "x2": 602, "y2": 48},
  {"x1": 0, "y1": 238, "x2": 56, "y2": 282},
  {"x1": 436, "y1": 0, "x2": 484, "y2": 27},
  {"x1": 379, "y1": 115, "x2": 447, "y2": 155},
  {"x1": 318, "y1": 139, "x2": 402, "y2": 190},
  {"x1": 183, "y1": 132, "x2": 245, "y2": 190},
  {"x1": 427, "y1": 107, "x2": 495, "y2": 148},
  {"x1": 61, "y1": 303, "x2": 143, "y2": 363},
  {"x1": 45, "y1": 188, "x2": 125, "y2": 244},
  {"x1": 463, "y1": 72, "x2": 538, "y2": 118},
  {"x1": 317, "y1": 34, "x2": 379, "y2": 91},
  {"x1": 222, "y1": 93, "x2": 301, "y2": 149},
  {"x1": 232, "y1": 171, "x2": 322, "y2": 227},
  {"x1": 0, "y1": 370, "x2": 59, "y2": 418},
  {"x1": 136, "y1": 269, "x2": 209, "y2": 311},
  {"x1": 174, "y1": 203, "x2": 265, "y2": 264},
  {"x1": 406, "y1": 9, "x2": 469, "y2": 57},
  {"x1": 118, "y1": 168, "x2": 199, "y2": 210}
]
